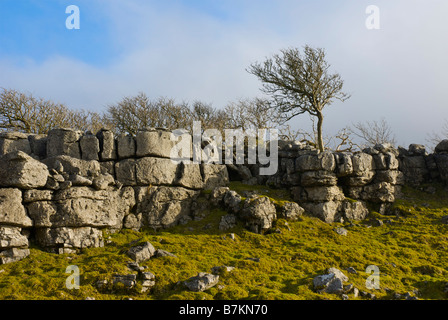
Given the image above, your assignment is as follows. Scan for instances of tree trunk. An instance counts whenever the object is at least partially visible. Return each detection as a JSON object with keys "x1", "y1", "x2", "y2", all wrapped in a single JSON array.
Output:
[{"x1": 316, "y1": 112, "x2": 324, "y2": 152}]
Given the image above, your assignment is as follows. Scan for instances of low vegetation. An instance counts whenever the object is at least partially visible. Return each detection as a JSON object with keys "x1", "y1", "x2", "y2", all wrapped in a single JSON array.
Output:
[{"x1": 0, "y1": 182, "x2": 448, "y2": 300}]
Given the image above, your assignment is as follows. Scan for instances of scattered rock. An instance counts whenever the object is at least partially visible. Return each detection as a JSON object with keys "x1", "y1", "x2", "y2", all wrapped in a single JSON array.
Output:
[
  {"x1": 154, "y1": 249, "x2": 177, "y2": 258},
  {"x1": 126, "y1": 242, "x2": 156, "y2": 263},
  {"x1": 346, "y1": 267, "x2": 357, "y2": 274},
  {"x1": 334, "y1": 227, "x2": 348, "y2": 236},
  {"x1": 313, "y1": 268, "x2": 349, "y2": 294},
  {"x1": 219, "y1": 214, "x2": 237, "y2": 231},
  {"x1": 184, "y1": 272, "x2": 219, "y2": 292},
  {"x1": 211, "y1": 266, "x2": 235, "y2": 275},
  {"x1": 113, "y1": 274, "x2": 137, "y2": 289}
]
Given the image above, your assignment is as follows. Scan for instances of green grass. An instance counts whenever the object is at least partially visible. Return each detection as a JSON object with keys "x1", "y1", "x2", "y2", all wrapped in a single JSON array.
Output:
[{"x1": 1, "y1": 182, "x2": 448, "y2": 300}]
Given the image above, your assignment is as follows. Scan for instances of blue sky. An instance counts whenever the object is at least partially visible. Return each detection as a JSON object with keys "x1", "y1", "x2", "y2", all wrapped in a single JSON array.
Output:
[{"x1": 0, "y1": 0, "x2": 447, "y2": 147}]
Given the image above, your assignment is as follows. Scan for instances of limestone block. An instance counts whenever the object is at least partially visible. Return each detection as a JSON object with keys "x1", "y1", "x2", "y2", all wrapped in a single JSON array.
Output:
[
  {"x1": 0, "y1": 188, "x2": 32, "y2": 227},
  {"x1": 0, "y1": 132, "x2": 31, "y2": 155},
  {"x1": 135, "y1": 186, "x2": 199, "y2": 228},
  {"x1": 0, "y1": 151, "x2": 49, "y2": 189},
  {"x1": 80, "y1": 134, "x2": 100, "y2": 161},
  {"x1": 116, "y1": 134, "x2": 136, "y2": 159},
  {"x1": 43, "y1": 155, "x2": 101, "y2": 178},
  {"x1": 96, "y1": 129, "x2": 116, "y2": 161},
  {"x1": 47, "y1": 128, "x2": 82, "y2": 158},
  {"x1": 0, "y1": 226, "x2": 29, "y2": 249},
  {"x1": 296, "y1": 151, "x2": 336, "y2": 172},
  {"x1": 301, "y1": 201, "x2": 342, "y2": 223},
  {"x1": 35, "y1": 227, "x2": 104, "y2": 250}
]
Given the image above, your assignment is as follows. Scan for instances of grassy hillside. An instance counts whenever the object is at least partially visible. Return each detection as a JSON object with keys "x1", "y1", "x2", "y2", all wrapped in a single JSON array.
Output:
[{"x1": 1, "y1": 182, "x2": 448, "y2": 300}]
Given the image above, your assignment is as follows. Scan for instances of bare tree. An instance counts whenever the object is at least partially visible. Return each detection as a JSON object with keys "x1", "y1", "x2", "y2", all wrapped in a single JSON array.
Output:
[
  {"x1": 0, "y1": 88, "x2": 106, "y2": 134},
  {"x1": 247, "y1": 45, "x2": 350, "y2": 152},
  {"x1": 105, "y1": 93, "x2": 193, "y2": 135},
  {"x1": 350, "y1": 117, "x2": 396, "y2": 148},
  {"x1": 224, "y1": 97, "x2": 282, "y2": 133}
]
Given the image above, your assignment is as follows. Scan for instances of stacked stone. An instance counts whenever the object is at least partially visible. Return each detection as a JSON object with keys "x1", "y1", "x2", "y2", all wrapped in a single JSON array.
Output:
[
  {"x1": 397, "y1": 144, "x2": 429, "y2": 186},
  {"x1": 0, "y1": 127, "x2": 229, "y2": 261},
  {"x1": 254, "y1": 142, "x2": 405, "y2": 223},
  {"x1": 433, "y1": 140, "x2": 448, "y2": 184},
  {"x1": 0, "y1": 151, "x2": 48, "y2": 263}
]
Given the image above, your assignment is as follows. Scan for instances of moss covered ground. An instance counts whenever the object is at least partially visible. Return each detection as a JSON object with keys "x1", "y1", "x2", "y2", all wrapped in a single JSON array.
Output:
[{"x1": 1, "y1": 182, "x2": 448, "y2": 300}]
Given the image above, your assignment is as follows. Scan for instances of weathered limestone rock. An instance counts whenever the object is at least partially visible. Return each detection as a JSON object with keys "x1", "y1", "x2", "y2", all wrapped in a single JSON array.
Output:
[
  {"x1": 374, "y1": 170, "x2": 404, "y2": 185},
  {"x1": 173, "y1": 162, "x2": 203, "y2": 189},
  {"x1": 96, "y1": 129, "x2": 116, "y2": 161},
  {"x1": 135, "y1": 186, "x2": 199, "y2": 228},
  {"x1": 184, "y1": 272, "x2": 219, "y2": 292},
  {"x1": 313, "y1": 267, "x2": 349, "y2": 294},
  {"x1": 334, "y1": 153, "x2": 353, "y2": 177},
  {"x1": 27, "y1": 186, "x2": 135, "y2": 229},
  {"x1": 135, "y1": 157, "x2": 177, "y2": 186},
  {"x1": 209, "y1": 187, "x2": 230, "y2": 206},
  {"x1": 296, "y1": 151, "x2": 336, "y2": 172},
  {"x1": 352, "y1": 153, "x2": 375, "y2": 175},
  {"x1": 47, "y1": 128, "x2": 82, "y2": 158},
  {"x1": 80, "y1": 134, "x2": 100, "y2": 161},
  {"x1": 0, "y1": 188, "x2": 33, "y2": 227},
  {"x1": 222, "y1": 190, "x2": 242, "y2": 214},
  {"x1": 0, "y1": 132, "x2": 31, "y2": 155},
  {"x1": 43, "y1": 155, "x2": 101, "y2": 178},
  {"x1": 201, "y1": 164, "x2": 229, "y2": 190},
  {"x1": 219, "y1": 214, "x2": 237, "y2": 230},
  {"x1": 92, "y1": 174, "x2": 115, "y2": 190},
  {"x1": 0, "y1": 248, "x2": 30, "y2": 264},
  {"x1": 300, "y1": 171, "x2": 338, "y2": 187},
  {"x1": 300, "y1": 186, "x2": 345, "y2": 202},
  {"x1": 239, "y1": 196, "x2": 277, "y2": 234},
  {"x1": 115, "y1": 159, "x2": 136, "y2": 186},
  {"x1": 0, "y1": 226, "x2": 29, "y2": 249},
  {"x1": 35, "y1": 227, "x2": 104, "y2": 253},
  {"x1": 136, "y1": 128, "x2": 177, "y2": 159},
  {"x1": 28, "y1": 134, "x2": 47, "y2": 159},
  {"x1": 301, "y1": 201, "x2": 342, "y2": 223},
  {"x1": 278, "y1": 202, "x2": 304, "y2": 221},
  {"x1": 434, "y1": 154, "x2": 448, "y2": 183},
  {"x1": 116, "y1": 134, "x2": 136, "y2": 159},
  {"x1": 408, "y1": 144, "x2": 426, "y2": 156},
  {"x1": 340, "y1": 200, "x2": 369, "y2": 221},
  {"x1": 373, "y1": 152, "x2": 399, "y2": 170},
  {"x1": 23, "y1": 189, "x2": 53, "y2": 203},
  {"x1": 127, "y1": 241, "x2": 156, "y2": 263},
  {"x1": 362, "y1": 182, "x2": 396, "y2": 203},
  {"x1": 435, "y1": 140, "x2": 448, "y2": 154},
  {"x1": 0, "y1": 151, "x2": 49, "y2": 189},
  {"x1": 113, "y1": 274, "x2": 137, "y2": 289},
  {"x1": 134, "y1": 157, "x2": 204, "y2": 189}
]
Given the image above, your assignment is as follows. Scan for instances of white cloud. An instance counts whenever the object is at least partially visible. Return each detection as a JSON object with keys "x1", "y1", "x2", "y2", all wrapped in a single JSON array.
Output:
[{"x1": 0, "y1": 0, "x2": 447, "y2": 147}]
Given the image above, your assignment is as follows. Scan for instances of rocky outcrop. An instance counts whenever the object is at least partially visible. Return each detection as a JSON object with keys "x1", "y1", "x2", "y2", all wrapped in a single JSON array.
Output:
[{"x1": 0, "y1": 128, "x2": 229, "y2": 263}]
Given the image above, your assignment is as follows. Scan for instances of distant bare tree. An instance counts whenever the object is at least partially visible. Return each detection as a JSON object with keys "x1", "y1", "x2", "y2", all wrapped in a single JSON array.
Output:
[
  {"x1": 350, "y1": 117, "x2": 396, "y2": 148},
  {"x1": 0, "y1": 88, "x2": 106, "y2": 134},
  {"x1": 224, "y1": 98, "x2": 281, "y2": 133},
  {"x1": 106, "y1": 93, "x2": 192, "y2": 135}
]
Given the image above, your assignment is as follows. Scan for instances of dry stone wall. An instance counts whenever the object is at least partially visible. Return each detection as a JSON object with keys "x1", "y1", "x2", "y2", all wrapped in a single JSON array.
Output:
[
  {"x1": 0, "y1": 128, "x2": 228, "y2": 263},
  {"x1": 232, "y1": 140, "x2": 448, "y2": 224},
  {"x1": 1, "y1": 126, "x2": 448, "y2": 265}
]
